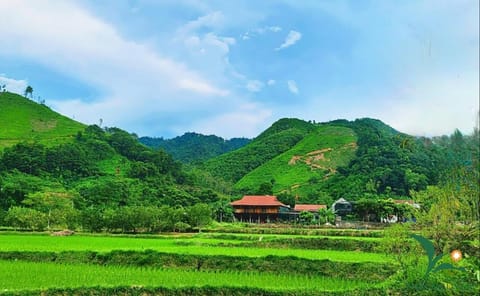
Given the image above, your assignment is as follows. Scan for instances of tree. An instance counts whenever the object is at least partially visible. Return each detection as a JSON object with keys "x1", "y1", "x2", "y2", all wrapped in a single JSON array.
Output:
[
  {"x1": 318, "y1": 208, "x2": 335, "y2": 224},
  {"x1": 212, "y1": 199, "x2": 233, "y2": 223},
  {"x1": 23, "y1": 190, "x2": 77, "y2": 230},
  {"x1": 257, "y1": 181, "x2": 273, "y2": 195},
  {"x1": 24, "y1": 85, "x2": 33, "y2": 99},
  {"x1": 299, "y1": 211, "x2": 315, "y2": 225},
  {"x1": 4, "y1": 206, "x2": 47, "y2": 231},
  {"x1": 186, "y1": 203, "x2": 212, "y2": 231}
]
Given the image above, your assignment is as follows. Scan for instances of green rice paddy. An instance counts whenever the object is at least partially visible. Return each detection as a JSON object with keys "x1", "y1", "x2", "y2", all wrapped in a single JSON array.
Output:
[
  {"x1": 0, "y1": 234, "x2": 389, "y2": 263},
  {"x1": 0, "y1": 260, "x2": 375, "y2": 293}
]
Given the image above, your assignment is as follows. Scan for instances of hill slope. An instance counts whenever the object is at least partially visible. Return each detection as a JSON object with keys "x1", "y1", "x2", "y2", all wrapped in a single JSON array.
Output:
[
  {"x1": 202, "y1": 118, "x2": 316, "y2": 182},
  {"x1": 0, "y1": 92, "x2": 85, "y2": 148},
  {"x1": 140, "y1": 133, "x2": 250, "y2": 163},
  {"x1": 204, "y1": 117, "x2": 448, "y2": 204},
  {"x1": 234, "y1": 125, "x2": 357, "y2": 199}
]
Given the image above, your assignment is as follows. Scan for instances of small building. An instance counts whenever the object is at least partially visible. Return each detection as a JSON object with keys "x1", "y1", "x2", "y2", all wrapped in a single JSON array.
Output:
[
  {"x1": 331, "y1": 198, "x2": 352, "y2": 217},
  {"x1": 230, "y1": 195, "x2": 291, "y2": 223},
  {"x1": 294, "y1": 204, "x2": 327, "y2": 213}
]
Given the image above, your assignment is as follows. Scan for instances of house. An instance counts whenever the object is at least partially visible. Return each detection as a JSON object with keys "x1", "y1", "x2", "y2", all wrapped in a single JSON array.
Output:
[
  {"x1": 293, "y1": 204, "x2": 328, "y2": 221},
  {"x1": 331, "y1": 198, "x2": 352, "y2": 216},
  {"x1": 230, "y1": 195, "x2": 291, "y2": 223},
  {"x1": 293, "y1": 204, "x2": 327, "y2": 212}
]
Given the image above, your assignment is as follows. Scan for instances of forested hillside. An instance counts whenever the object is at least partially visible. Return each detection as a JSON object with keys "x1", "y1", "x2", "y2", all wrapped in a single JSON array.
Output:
[
  {"x1": 203, "y1": 118, "x2": 316, "y2": 182},
  {"x1": 140, "y1": 133, "x2": 250, "y2": 163},
  {"x1": 0, "y1": 91, "x2": 478, "y2": 232},
  {"x1": 0, "y1": 92, "x2": 228, "y2": 232},
  {"x1": 205, "y1": 117, "x2": 479, "y2": 206},
  {"x1": 235, "y1": 125, "x2": 357, "y2": 203}
]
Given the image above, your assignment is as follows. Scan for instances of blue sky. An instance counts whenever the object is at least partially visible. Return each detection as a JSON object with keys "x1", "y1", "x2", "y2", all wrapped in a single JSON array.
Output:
[{"x1": 0, "y1": 0, "x2": 478, "y2": 139}]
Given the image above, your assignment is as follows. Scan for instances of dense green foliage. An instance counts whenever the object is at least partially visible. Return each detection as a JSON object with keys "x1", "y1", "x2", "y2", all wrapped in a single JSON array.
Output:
[
  {"x1": 0, "y1": 97, "x2": 220, "y2": 231},
  {"x1": 205, "y1": 117, "x2": 478, "y2": 207},
  {"x1": 140, "y1": 132, "x2": 250, "y2": 163},
  {"x1": 203, "y1": 118, "x2": 316, "y2": 183}
]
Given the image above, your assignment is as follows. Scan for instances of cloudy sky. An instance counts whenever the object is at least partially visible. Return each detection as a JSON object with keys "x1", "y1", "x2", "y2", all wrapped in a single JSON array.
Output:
[{"x1": 0, "y1": 0, "x2": 478, "y2": 139}]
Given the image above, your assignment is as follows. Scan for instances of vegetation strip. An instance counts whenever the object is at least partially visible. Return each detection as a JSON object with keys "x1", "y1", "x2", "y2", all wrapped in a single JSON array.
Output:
[
  {"x1": 0, "y1": 286, "x2": 389, "y2": 296},
  {"x1": 0, "y1": 234, "x2": 391, "y2": 263},
  {"x1": 0, "y1": 260, "x2": 375, "y2": 293},
  {"x1": 0, "y1": 250, "x2": 395, "y2": 281}
]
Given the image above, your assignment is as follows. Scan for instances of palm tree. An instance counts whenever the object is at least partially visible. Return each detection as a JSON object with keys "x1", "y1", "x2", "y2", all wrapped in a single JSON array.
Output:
[
  {"x1": 24, "y1": 85, "x2": 33, "y2": 99},
  {"x1": 318, "y1": 208, "x2": 336, "y2": 225}
]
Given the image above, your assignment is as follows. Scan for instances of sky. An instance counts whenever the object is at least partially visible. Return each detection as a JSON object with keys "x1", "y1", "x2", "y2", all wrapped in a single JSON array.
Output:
[{"x1": 0, "y1": 0, "x2": 478, "y2": 139}]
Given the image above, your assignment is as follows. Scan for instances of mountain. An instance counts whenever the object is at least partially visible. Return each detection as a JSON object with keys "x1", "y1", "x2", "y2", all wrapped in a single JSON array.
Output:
[
  {"x1": 0, "y1": 92, "x2": 220, "y2": 213},
  {"x1": 203, "y1": 117, "x2": 448, "y2": 205},
  {"x1": 234, "y1": 124, "x2": 357, "y2": 200},
  {"x1": 202, "y1": 118, "x2": 317, "y2": 183},
  {"x1": 0, "y1": 92, "x2": 85, "y2": 148},
  {"x1": 139, "y1": 133, "x2": 251, "y2": 163}
]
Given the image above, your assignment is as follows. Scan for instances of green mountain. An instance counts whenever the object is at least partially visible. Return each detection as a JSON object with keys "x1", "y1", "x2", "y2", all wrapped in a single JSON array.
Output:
[
  {"x1": 234, "y1": 124, "x2": 357, "y2": 200},
  {"x1": 0, "y1": 92, "x2": 85, "y2": 148},
  {"x1": 139, "y1": 133, "x2": 251, "y2": 163},
  {"x1": 0, "y1": 93, "x2": 224, "y2": 214},
  {"x1": 203, "y1": 117, "x2": 452, "y2": 205},
  {"x1": 203, "y1": 118, "x2": 316, "y2": 183}
]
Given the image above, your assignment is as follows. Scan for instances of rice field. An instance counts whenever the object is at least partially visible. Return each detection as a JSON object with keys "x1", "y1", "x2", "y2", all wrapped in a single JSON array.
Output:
[
  {"x1": 0, "y1": 260, "x2": 375, "y2": 293},
  {"x1": 0, "y1": 232, "x2": 394, "y2": 295},
  {"x1": 0, "y1": 233, "x2": 390, "y2": 263}
]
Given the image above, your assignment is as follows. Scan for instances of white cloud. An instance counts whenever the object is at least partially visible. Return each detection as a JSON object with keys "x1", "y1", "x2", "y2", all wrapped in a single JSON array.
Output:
[
  {"x1": 0, "y1": 75, "x2": 28, "y2": 95},
  {"x1": 381, "y1": 73, "x2": 479, "y2": 136},
  {"x1": 246, "y1": 80, "x2": 264, "y2": 92},
  {"x1": 268, "y1": 26, "x2": 282, "y2": 32},
  {"x1": 0, "y1": 0, "x2": 230, "y2": 134},
  {"x1": 191, "y1": 103, "x2": 272, "y2": 138},
  {"x1": 254, "y1": 26, "x2": 283, "y2": 34},
  {"x1": 287, "y1": 80, "x2": 299, "y2": 94},
  {"x1": 276, "y1": 30, "x2": 302, "y2": 50},
  {"x1": 267, "y1": 79, "x2": 276, "y2": 86},
  {"x1": 241, "y1": 25, "x2": 282, "y2": 41}
]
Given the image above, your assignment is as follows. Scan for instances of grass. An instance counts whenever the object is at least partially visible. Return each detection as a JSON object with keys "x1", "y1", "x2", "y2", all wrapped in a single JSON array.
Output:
[
  {"x1": 234, "y1": 125, "x2": 357, "y2": 198},
  {"x1": 200, "y1": 232, "x2": 382, "y2": 242},
  {"x1": 0, "y1": 260, "x2": 375, "y2": 292},
  {"x1": 0, "y1": 92, "x2": 85, "y2": 148},
  {"x1": 0, "y1": 234, "x2": 390, "y2": 263}
]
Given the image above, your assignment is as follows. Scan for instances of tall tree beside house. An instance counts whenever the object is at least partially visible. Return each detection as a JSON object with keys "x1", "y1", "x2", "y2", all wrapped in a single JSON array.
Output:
[{"x1": 318, "y1": 208, "x2": 335, "y2": 224}]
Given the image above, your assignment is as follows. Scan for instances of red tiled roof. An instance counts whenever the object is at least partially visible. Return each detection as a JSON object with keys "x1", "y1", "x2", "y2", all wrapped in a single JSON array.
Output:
[
  {"x1": 230, "y1": 195, "x2": 286, "y2": 206},
  {"x1": 294, "y1": 204, "x2": 326, "y2": 212}
]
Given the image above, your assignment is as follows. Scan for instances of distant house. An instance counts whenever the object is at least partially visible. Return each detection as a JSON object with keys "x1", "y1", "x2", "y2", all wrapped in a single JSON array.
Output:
[
  {"x1": 294, "y1": 204, "x2": 327, "y2": 213},
  {"x1": 294, "y1": 204, "x2": 327, "y2": 221},
  {"x1": 331, "y1": 198, "x2": 352, "y2": 216},
  {"x1": 230, "y1": 195, "x2": 291, "y2": 223}
]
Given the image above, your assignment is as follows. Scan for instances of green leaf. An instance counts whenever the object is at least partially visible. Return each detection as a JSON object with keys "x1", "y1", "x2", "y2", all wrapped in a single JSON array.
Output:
[
  {"x1": 432, "y1": 262, "x2": 466, "y2": 273},
  {"x1": 411, "y1": 234, "x2": 435, "y2": 262}
]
